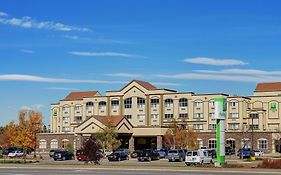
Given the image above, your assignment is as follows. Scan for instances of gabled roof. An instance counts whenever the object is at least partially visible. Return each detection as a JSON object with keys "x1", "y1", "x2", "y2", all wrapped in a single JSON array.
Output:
[
  {"x1": 64, "y1": 91, "x2": 99, "y2": 100},
  {"x1": 134, "y1": 80, "x2": 156, "y2": 90},
  {"x1": 255, "y1": 82, "x2": 281, "y2": 92},
  {"x1": 93, "y1": 115, "x2": 124, "y2": 127}
]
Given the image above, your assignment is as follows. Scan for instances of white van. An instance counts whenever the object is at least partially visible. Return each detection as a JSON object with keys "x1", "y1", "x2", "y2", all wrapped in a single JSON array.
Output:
[{"x1": 185, "y1": 149, "x2": 213, "y2": 166}]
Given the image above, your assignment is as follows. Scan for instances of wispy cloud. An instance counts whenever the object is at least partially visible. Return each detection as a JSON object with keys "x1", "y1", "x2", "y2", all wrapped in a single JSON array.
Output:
[
  {"x1": 21, "y1": 104, "x2": 45, "y2": 111},
  {"x1": 62, "y1": 35, "x2": 129, "y2": 44},
  {"x1": 105, "y1": 73, "x2": 142, "y2": 78},
  {"x1": 62, "y1": 35, "x2": 91, "y2": 41},
  {"x1": 194, "y1": 69, "x2": 281, "y2": 75},
  {"x1": 183, "y1": 57, "x2": 248, "y2": 66},
  {"x1": 0, "y1": 11, "x2": 90, "y2": 32},
  {"x1": 152, "y1": 82, "x2": 181, "y2": 86},
  {"x1": 156, "y1": 73, "x2": 281, "y2": 83},
  {"x1": 46, "y1": 87, "x2": 79, "y2": 91},
  {"x1": 0, "y1": 74, "x2": 125, "y2": 84},
  {"x1": 68, "y1": 51, "x2": 146, "y2": 58},
  {"x1": 20, "y1": 49, "x2": 35, "y2": 54}
]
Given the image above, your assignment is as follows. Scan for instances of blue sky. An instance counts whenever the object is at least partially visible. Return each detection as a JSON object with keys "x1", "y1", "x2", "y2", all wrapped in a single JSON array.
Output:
[{"x1": 1, "y1": 0, "x2": 281, "y2": 126}]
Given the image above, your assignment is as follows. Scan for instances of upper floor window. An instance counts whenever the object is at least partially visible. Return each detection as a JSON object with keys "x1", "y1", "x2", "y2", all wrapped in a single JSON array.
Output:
[
  {"x1": 99, "y1": 101, "x2": 106, "y2": 110},
  {"x1": 229, "y1": 113, "x2": 239, "y2": 119},
  {"x1": 230, "y1": 101, "x2": 238, "y2": 107},
  {"x1": 164, "y1": 114, "x2": 173, "y2": 119},
  {"x1": 165, "y1": 99, "x2": 173, "y2": 108},
  {"x1": 249, "y1": 113, "x2": 259, "y2": 119},
  {"x1": 228, "y1": 123, "x2": 239, "y2": 130},
  {"x1": 86, "y1": 102, "x2": 94, "y2": 110},
  {"x1": 124, "y1": 98, "x2": 132, "y2": 109},
  {"x1": 125, "y1": 115, "x2": 132, "y2": 119},
  {"x1": 194, "y1": 113, "x2": 203, "y2": 119},
  {"x1": 194, "y1": 101, "x2": 203, "y2": 108},
  {"x1": 151, "y1": 98, "x2": 159, "y2": 108},
  {"x1": 179, "y1": 98, "x2": 188, "y2": 107},
  {"x1": 179, "y1": 113, "x2": 188, "y2": 118},
  {"x1": 193, "y1": 124, "x2": 203, "y2": 130},
  {"x1": 111, "y1": 100, "x2": 119, "y2": 109},
  {"x1": 75, "y1": 105, "x2": 82, "y2": 111},
  {"x1": 62, "y1": 106, "x2": 70, "y2": 112},
  {"x1": 53, "y1": 109, "x2": 58, "y2": 116},
  {"x1": 137, "y1": 97, "x2": 145, "y2": 108},
  {"x1": 209, "y1": 100, "x2": 215, "y2": 108}
]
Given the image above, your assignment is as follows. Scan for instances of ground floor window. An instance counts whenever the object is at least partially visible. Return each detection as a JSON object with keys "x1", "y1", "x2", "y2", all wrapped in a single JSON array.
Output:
[
  {"x1": 208, "y1": 139, "x2": 216, "y2": 149},
  {"x1": 39, "y1": 139, "x2": 47, "y2": 149},
  {"x1": 197, "y1": 139, "x2": 203, "y2": 148},
  {"x1": 62, "y1": 139, "x2": 69, "y2": 148},
  {"x1": 226, "y1": 139, "x2": 236, "y2": 149},
  {"x1": 258, "y1": 139, "x2": 268, "y2": 149},
  {"x1": 50, "y1": 139, "x2": 58, "y2": 149}
]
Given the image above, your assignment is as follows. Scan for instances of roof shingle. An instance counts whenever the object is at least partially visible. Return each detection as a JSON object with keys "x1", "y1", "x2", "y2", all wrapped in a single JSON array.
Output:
[
  {"x1": 64, "y1": 91, "x2": 98, "y2": 100},
  {"x1": 93, "y1": 115, "x2": 124, "y2": 126},
  {"x1": 255, "y1": 82, "x2": 281, "y2": 92},
  {"x1": 134, "y1": 80, "x2": 156, "y2": 90}
]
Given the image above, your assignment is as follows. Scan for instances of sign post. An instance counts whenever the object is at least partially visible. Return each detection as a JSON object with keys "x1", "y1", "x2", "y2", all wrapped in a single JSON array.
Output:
[{"x1": 214, "y1": 98, "x2": 226, "y2": 167}]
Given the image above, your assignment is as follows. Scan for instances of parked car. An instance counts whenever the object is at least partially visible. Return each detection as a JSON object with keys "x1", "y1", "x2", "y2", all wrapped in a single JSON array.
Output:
[
  {"x1": 116, "y1": 148, "x2": 130, "y2": 156},
  {"x1": 108, "y1": 151, "x2": 129, "y2": 161},
  {"x1": 237, "y1": 148, "x2": 254, "y2": 159},
  {"x1": 130, "y1": 150, "x2": 142, "y2": 158},
  {"x1": 158, "y1": 148, "x2": 168, "y2": 158},
  {"x1": 53, "y1": 151, "x2": 74, "y2": 161},
  {"x1": 138, "y1": 149, "x2": 160, "y2": 162},
  {"x1": 166, "y1": 149, "x2": 186, "y2": 162},
  {"x1": 3, "y1": 147, "x2": 21, "y2": 155},
  {"x1": 103, "y1": 149, "x2": 113, "y2": 157},
  {"x1": 206, "y1": 149, "x2": 216, "y2": 158},
  {"x1": 49, "y1": 149, "x2": 57, "y2": 157},
  {"x1": 225, "y1": 146, "x2": 235, "y2": 155},
  {"x1": 8, "y1": 150, "x2": 24, "y2": 157},
  {"x1": 254, "y1": 150, "x2": 264, "y2": 157},
  {"x1": 185, "y1": 149, "x2": 213, "y2": 166}
]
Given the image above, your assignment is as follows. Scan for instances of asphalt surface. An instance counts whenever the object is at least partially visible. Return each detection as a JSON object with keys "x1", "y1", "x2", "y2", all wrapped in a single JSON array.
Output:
[{"x1": 0, "y1": 166, "x2": 281, "y2": 175}]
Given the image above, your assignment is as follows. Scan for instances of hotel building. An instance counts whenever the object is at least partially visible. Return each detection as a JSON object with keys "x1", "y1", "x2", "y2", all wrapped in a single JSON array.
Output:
[{"x1": 37, "y1": 80, "x2": 281, "y2": 153}]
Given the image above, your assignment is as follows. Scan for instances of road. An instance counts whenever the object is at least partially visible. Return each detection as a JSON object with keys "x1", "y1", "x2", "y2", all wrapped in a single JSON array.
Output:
[{"x1": 0, "y1": 166, "x2": 280, "y2": 175}]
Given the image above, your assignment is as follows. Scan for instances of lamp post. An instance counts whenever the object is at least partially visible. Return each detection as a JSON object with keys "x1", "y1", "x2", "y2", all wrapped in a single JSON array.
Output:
[{"x1": 251, "y1": 115, "x2": 254, "y2": 150}]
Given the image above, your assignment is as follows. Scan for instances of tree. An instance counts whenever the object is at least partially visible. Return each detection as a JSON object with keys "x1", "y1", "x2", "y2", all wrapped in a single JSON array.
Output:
[
  {"x1": 163, "y1": 120, "x2": 198, "y2": 150},
  {"x1": 65, "y1": 143, "x2": 74, "y2": 153},
  {"x1": 81, "y1": 136, "x2": 102, "y2": 164},
  {"x1": 95, "y1": 120, "x2": 121, "y2": 151}
]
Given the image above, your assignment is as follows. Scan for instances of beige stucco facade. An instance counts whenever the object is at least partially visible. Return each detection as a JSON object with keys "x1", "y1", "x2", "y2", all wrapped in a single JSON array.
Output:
[{"x1": 37, "y1": 80, "x2": 281, "y2": 153}]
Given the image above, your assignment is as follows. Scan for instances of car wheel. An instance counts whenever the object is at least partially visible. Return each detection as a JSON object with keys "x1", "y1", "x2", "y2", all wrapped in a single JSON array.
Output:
[
  {"x1": 210, "y1": 159, "x2": 213, "y2": 164},
  {"x1": 185, "y1": 162, "x2": 190, "y2": 166},
  {"x1": 118, "y1": 157, "x2": 121, "y2": 161},
  {"x1": 126, "y1": 156, "x2": 129, "y2": 160},
  {"x1": 62, "y1": 156, "x2": 66, "y2": 161},
  {"x1": 148, "y1": 157, "x2": 152, "y2": 162},
  {"x1": 179, "y1": 157, "x2": 182, "y2": 162},
  {"x1": 201, "y1": 160, "x2": 204, "y2": 165},
  {"x1": 72, "y1": 156, "x2": 75, "y2": 160}
]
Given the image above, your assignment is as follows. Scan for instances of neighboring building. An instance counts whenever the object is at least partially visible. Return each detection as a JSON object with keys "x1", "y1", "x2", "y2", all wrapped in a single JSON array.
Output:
[{"x1": 37, "y1": 80, "x2": 281, "y2": 153}]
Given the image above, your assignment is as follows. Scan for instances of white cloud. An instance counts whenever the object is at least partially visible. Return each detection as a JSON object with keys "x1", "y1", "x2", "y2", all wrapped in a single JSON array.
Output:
[
  {"x1": 62, "y1": 35, "x2": 91, "y2": 41},
  {"x1": 20, "y1": 49, "x2": 35, "y2": 54},
  {"x1": 105, "y1": 73, "x2": 142, "y2": 78},
  {"x1": 152, "y1": 82, "x2": 181, "y2": 86},
  {"x1": 0, "y1": 74, "x2": 125, "y2": 84},
  {"x1": 46, "y1": 87, "x2": 79, "y2": 91},
  {"x1": 183, "y1": 57, "x2": 248, "y2": 66},
  {"x1": 21, "y1": 104, "x2": 45, "y2": 111},
  {"x1": 194, "y1": 69, "x2": 281, "y2": 75},
  {"x1": 0, "y1": 11, "x2": 7, "y2": 16},
  {"x1": 62, "y1": 35, "x2": 129, "y2": 44},
  {"x1": 68, "y1": 51, "x2": 146, "y2": 58},
  {"x1": 156, "y1": 73, "x2": 281, "y2": 83},
  {"x1": 0, "y1": 13, "x2": 89, "y2": 32}
]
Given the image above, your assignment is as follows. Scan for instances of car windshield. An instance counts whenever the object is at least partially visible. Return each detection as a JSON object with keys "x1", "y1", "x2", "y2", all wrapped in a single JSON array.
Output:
[
  {"x1": 168, "y1": 150, "x2": 177, "y2": 154},
  {"x1": 187, "y1": 151, "x2": 197, "y2": 156}
]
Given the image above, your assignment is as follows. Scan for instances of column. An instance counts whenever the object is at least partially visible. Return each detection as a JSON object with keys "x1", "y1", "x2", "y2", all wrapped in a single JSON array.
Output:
[
  {"x1": 157, "y1": 135, "x2": 163, "y2": 149},
  {"x1": 129, "y1": 136, "x2": 135, "y2": 152}
]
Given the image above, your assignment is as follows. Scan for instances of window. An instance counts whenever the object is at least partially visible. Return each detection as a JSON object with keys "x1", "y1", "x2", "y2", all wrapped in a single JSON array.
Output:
[
  {"x1": 228, "y1": 123, "x2": 239, "y2": 130},
  {"x1": 62, "y1": 139, "x2": 69, "y2": 148},
  {"x1": 208, "y1": 139, "x2": 216, "y2": 149},
  {"x1": 151, "y1": 98, "x2": 159, "y2": 108},
  {"x1": 179, "y1": 113, "x2": 188, "y2": 118},
  {"x1": 137, "y1": 114, "x2": 145, "y2": 120},
  {"x1": 193, "y1": 124, "x2": 203, "y2": 130},
  {"x1": 99, "y1": 101, "x2": 106, "y2": 110},
  {"x1": 39, "y1": 139, "x2": 47, "y2": 149},
  {"x1": 249, "y1": 113, "x2": 259, "y2": 119},
  {"x1": 62, "y1": 106, "x2": 70, "y2": 111},
  {"x1": 209, "y1": 100, "x2": 215, "y2": 108},
  {"x1": 194, "y1": 101, "x2": 203, "y2": 108},
  {"x1": 229, "y1": 113, "x2": 239, "y2": 119},
  {"x1": 63, "y1": 116, "x2": 69, "y2": 121},
  {"x1": 50, "y1": 139, "x2": 58, "y2": 149},
  {"x1": 75, "y1": 105, "x2": 82, "y2": 111},
  {"x1": 124, "y1": 98, "x2": 132, "y2": 109},
  {"x1": 230, "y1": 101, "x2": 238, "y2": 107},
  {"x1": 194, "y1": 113, "x2": 203, "y2": 119},
  {"x1": 258, "y1": 139, "x2": 268, "y2": 149},
  {"x1": 197, "y1": 139, "x2": 203, "y2": 148},
  {"x1": 137, "y1": 97, "x2": 145, "y2": 108},
  {"x1": 165, "y1": 99, "x2": 173, "y2": 107},
  {"x1": 125, "y1": 115, "x2": 132, "y2": 119},
  {"x1": 86, "y1": 102, "x2": 94, "y2": 110},
  {"x1": 53, "y1": 109, "x2": 58, "y2": 116},
  {"x1": 249, "y1": 124, "x2": 259, "y2": 130},
  {"x1": 74, "y1": 116, "x2": 82, "y2": 122},
  {"x1": 179, "y1": 98, "x2": 188, "y2": 107},
  {"x1": 209, "y1": 113, "x2": 215, "y2": 118},
  {"x1": 62, "y1": 126, "x2": 70, "y2": 132},
  {"x1": 111, "y1": 100, "x2": 119, "y2": 109},
  {"x1": 151, "y1": 114, "x2": 159, "y2": 119},
  {"x1": 226, "y1": 139, "x2": 236, "y2": 149},
  {"x1": 208, "y1": 124, "x2": 216, "y2": 130},
  {"x1": 164, "y1": 114, "x2": 173, "y2": 119},
  {"x1": 270, "y1": 102, "x2": 277, "y2": 111}
]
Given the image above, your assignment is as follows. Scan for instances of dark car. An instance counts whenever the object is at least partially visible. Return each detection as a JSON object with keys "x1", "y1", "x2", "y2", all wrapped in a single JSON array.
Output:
[
  {"x1": 130, "y1": 150, "x2": 142, "y2": 158},
  {"x1": 166, "y1": 149, "x2": 186, "y2": 162},
  {"x1": 237, "y1": 148, "x2": 254, "y2": 159},
  {"x1": 108, "y1": 151, "x2": 129, "y2": 161},
  {"x1": 158, "y1": 148, "x2": 168, "y2": 158},
  {"x1": 225, "y1": 146, "x2": 235, "y2": 155},
  {"x1": 49, "y1": 149, "x2": 57, "y2": 157},
  {"x1": 207, "y1": 149, "x2": 217, "y2": 158},
  {"x1": 138, "y1": 149, "x2": 160, "y2": 162},
  {"x1": 53, "y1": 151, "x2": 74, "y2": 161}
]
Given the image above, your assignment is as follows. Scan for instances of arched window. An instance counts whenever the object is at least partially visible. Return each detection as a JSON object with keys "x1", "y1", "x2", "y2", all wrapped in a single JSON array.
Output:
[
  {"x1": 124, "y1": 98, "x2": 132, "y2": 109},
  {"x1": 208, "y1": 139, "x2": 216, "y2": 149},
  {"x1": 151, "y1": 98, "x2": 159, "y2": 108},
  {"x1": 179, "y1": 98, "x2": 188, "y2": 107},
  {"x1": 50, "y1": 139, "x2": 58, "y2": 149},
  {"x1": 165, "y1": 99, "x2": 173, "y2": 107},
  {"x1": 226, "y1": 138, "x2": 236, "y2": 149},
  {"x1": 137, "y1": 97, "x2": 145, "y2": 108},
  {"x1": 111, "y1": 99, "x2": 119, "y2": 109},
  {"x1": 62, "y1": 139, "x2": 69, "y2": 148},
  {"x1": 39, "y1": 139, "x2": 47, "y2": 149},
  {"x1": 86, "y1": 102, "x2": 94, "y2": 110},
  {"x1": 99, "y1": 101, "x2": 106, "y2": 110}
]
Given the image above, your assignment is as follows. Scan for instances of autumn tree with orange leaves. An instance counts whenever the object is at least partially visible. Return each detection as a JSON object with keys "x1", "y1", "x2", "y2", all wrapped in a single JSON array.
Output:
[{"x1": 163, "y1": 120, "x2": 198, "y2": 150}]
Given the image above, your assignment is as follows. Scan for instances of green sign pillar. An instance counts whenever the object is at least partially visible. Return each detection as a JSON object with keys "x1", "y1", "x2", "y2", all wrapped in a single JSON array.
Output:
[{"x1": 214, "y1": 98, "x2": 226, "y2": 166}]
